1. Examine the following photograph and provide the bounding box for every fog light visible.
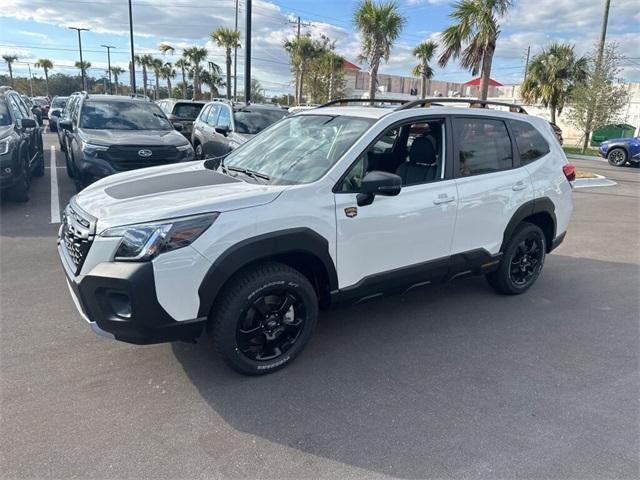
[3,167,11,174]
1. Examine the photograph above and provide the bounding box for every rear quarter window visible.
[510,120,550,165]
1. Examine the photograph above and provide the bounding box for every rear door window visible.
[510,120,550,165]
[206,104,221,126]
[173,103,204,119]
[454,117,513,177]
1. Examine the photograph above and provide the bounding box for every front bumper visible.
[58,242,207,344]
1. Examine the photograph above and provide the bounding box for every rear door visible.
[201,104,221,157]
[450,115,533,256]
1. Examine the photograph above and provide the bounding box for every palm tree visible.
[200,66,224,99]
[438,0,511,101]
[283,36,321,105]
[182,47,208,100]
[353,0,406,101]
[323,51,345,101]
[150,58,163,99]
[158,43,176,55]
[521,43,588,124]
[3,55,18,86]
[134,54,153,97]
[411,40,438,98]
[34,59,54,97]
[175,58,190,98]
[211,27,241,100]
[110,66,125,94]
[160,63,176,98]
[75,61,91,76]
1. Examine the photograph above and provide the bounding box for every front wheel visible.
[194,143,204,160]
[607,148,627,167]
[486,222,546,295]
[209,262,318,375]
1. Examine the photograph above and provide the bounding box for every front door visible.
[333,117,458,289]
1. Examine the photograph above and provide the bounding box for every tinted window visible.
[234,109,287,134]
[455,118,513,176]
[0,101,11,125]
[7,95,24,120]
[51,97,67,108]
[510,120,550,164]
[173,103,204,119]
[217,106,231,128]
[79,101,173,130]
[198,104,211,122]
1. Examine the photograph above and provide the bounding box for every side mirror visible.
[19,118,37,129]
[215,125,230,136]
[356,170,402,207]
[59,120,73,131]
[173,122,184,132]
[31,106,40,114]
[50,110,61,117]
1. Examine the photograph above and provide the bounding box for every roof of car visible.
[296,106,392,119]
[83,95,153,103]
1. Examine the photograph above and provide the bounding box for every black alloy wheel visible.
[237,290,306,362]
[509,234,544,287]
[607,148,627,167]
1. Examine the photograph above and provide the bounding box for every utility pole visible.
[523,46,531,80]
[101,45,115,94]
[128,0,136,94]
[27,64,34,96]
[288,16,312,104]
[244,0,251,104]
[233,0,239,100]
[288,16,311,40]
[69,27,89,91]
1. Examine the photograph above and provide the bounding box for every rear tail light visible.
[563,164,576,182]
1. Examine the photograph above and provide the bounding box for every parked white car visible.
[58,98,574,375]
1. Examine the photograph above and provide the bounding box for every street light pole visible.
[244,0,251,104]
[69,27,89,91]
[101,45,115,94]
[233,0,239,101]
[128,0,136,94]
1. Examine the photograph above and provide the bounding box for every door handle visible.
[512,181,527,191]
[433,195,455,205]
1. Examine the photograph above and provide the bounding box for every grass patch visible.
[563,145,600,156]
[575,170,599,179]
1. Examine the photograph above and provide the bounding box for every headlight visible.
[176,143,193,152]
[101,212,219,261]
[81,141,109,157]
[0,136,13,155]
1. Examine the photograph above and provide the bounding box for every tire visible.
[194,142,204,160]
[6,153,31,202]
[65,149,76,178]
[33,143,45,177]
[607,148,628,167]
[209,261,319,375]
[486,222,546,295]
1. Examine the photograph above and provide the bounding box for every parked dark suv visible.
[48,95,68,132]
[59,94,194,190]
[0,88,44,202]
[157,99,206,141]
[191,100,287,159]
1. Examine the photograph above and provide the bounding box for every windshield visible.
[51,97,67,108]
[223,114,375,185]
[234,108,288,134]
[0,102,11,126]
[33,98,49,107]
[173,103,204,119]
[80,101,173,130]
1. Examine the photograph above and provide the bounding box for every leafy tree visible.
[567,43,630,153]
[438,0,510,100]
[521,43,587,124]
[411,40,438,98]
[134,54,154,97]
[110,66,125,94]
[158,43,176,55]
[175,58,190,99]
[2,55,17,86]
[251,78,266,103]
[199,62,223,99]
[353,0,406,101]
[304,38,346,104]
[182,47,208,99]
[211,27,241,100]
[34,59,53,97]
[283,35,322,104]
[74,60,92,86]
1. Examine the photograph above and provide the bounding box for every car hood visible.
[80,129,188,147]
[74,160,287,232]
[231,132,253,143]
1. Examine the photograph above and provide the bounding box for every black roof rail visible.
[319,98,409,108]
[397,98,528,114]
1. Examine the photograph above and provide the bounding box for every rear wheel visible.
[33,142,45,177]
[209,262,318,375]
[194,142,204,160]
[6,153,31,202]
[486,222,546,295]
[607,148,627,167]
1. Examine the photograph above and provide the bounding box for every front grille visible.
[60,204,94,275]
[98,145,181,171]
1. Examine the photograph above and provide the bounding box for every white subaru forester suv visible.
[58,98,574,375]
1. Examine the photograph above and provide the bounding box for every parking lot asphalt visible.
[1,132,638,480]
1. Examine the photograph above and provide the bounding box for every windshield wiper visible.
[227,165,270,183]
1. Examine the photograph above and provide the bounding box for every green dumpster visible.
[591,123,637,146]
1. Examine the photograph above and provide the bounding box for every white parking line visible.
[50,145,61,224]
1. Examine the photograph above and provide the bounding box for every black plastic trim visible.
[550,231,566,251]
[500,197,557,253]
[197,227,338,317]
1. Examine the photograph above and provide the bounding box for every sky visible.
[0,0,639,96]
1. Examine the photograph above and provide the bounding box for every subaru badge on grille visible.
[138,149,153,157]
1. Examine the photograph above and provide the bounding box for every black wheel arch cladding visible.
[197,227,338,318]
[501,197,557,253]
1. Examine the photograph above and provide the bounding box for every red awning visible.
[464,77,503,87]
